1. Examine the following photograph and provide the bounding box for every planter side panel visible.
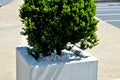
[31,61,98,80]
[58,61,98,80]
[54,62,89,80]
[16,47,98,80]
[16,47,35,80]
[89,61,98,80]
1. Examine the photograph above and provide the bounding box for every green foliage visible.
[19,0,99,60]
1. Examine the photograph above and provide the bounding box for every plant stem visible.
[56,47,61,55]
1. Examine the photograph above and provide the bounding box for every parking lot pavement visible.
[0,0,13,6]
[87,2,120,80]
[96,2,120,28]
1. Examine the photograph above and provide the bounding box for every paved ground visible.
[96,2,120,28]
[88,2,120,80]
[0,0,23,80]
[87,19,120,80]
[0,0,13,6]
[0,0,120,80]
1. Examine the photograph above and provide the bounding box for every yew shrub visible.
[19,0,99,60]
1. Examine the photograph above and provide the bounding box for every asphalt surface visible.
[96,2,120,28]
[0,0,13,6]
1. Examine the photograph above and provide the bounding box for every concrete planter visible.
[16,46,98,80]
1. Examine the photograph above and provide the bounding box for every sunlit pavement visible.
[0,0,23,80]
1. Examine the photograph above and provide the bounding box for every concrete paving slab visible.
[0,0,23,80]
[86,19,120,80]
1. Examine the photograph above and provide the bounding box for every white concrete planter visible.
[16,46,98,80]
